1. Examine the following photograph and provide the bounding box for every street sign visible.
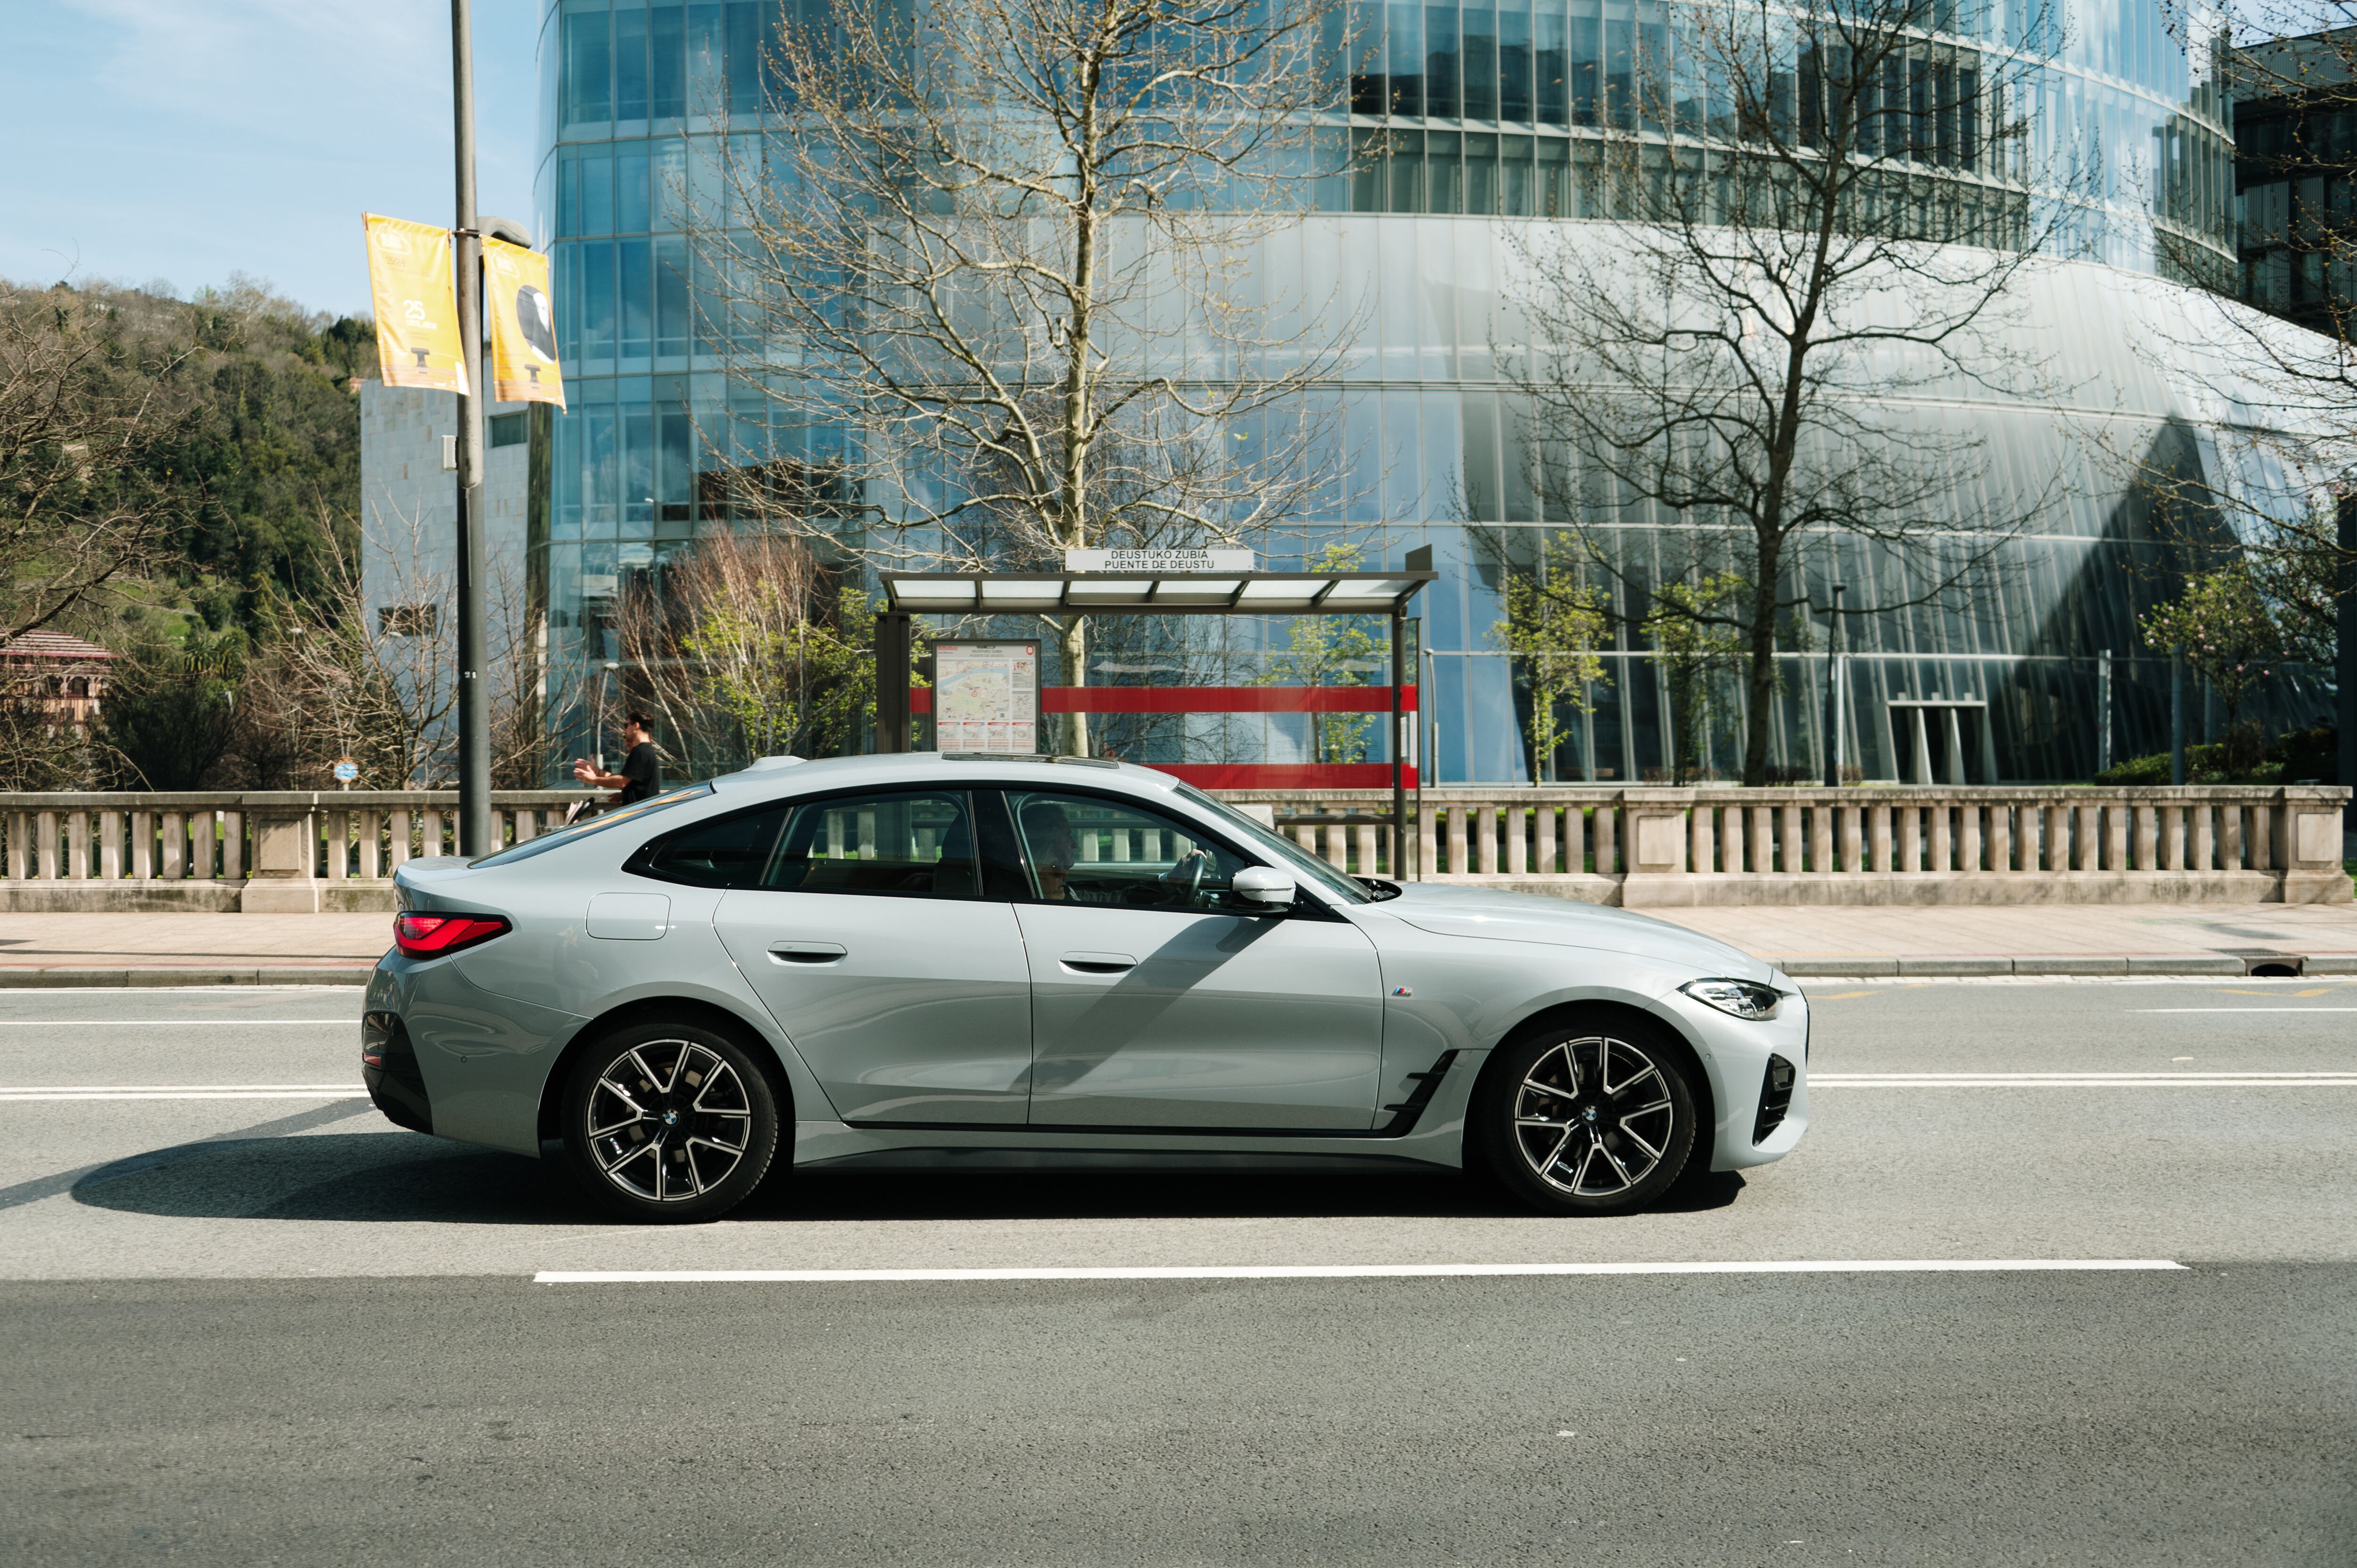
[332,759,359,785]
[1063,548,1253,574]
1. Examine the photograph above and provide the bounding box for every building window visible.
[490,412,528,448]
[379,605,440,637]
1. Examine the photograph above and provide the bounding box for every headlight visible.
[1680,978,1782,1020]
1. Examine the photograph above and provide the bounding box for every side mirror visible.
[1231,866,1297,909]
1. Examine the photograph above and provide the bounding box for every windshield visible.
[468,783,714,868]
[1174,783,1373,904]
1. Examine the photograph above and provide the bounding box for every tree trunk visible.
[1057,616,1089,757]
[1742,543,1782,787]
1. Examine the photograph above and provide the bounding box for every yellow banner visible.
[483,238,566,407]
[363,214,469,395]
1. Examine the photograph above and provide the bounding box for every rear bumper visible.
[365,956,587,1156]
[360,1010,432,1134]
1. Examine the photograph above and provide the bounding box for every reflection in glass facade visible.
[533,0,2308,783]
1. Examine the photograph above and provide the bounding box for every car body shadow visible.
[68,1131,1748,1225]
[70,1132,585,1225]
[746,1166,1747,1222]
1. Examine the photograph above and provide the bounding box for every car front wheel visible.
[561,1022,780,1222]
[1477,1018,1698,1215]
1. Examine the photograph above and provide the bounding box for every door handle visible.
[768,941,847,964]
[1060,951,1137,975]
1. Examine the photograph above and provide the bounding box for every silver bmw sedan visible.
[363,752,1808,1221]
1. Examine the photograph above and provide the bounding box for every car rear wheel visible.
[1477,1019,1698,1215]
[561,1022,779,1222]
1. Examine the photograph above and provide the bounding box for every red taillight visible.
[393,912,510,960]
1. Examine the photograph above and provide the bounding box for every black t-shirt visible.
[616,741,660,805]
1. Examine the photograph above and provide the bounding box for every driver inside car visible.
[1019,798,1216,906]
[1019,801,1096,903]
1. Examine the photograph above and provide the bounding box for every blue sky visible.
[0,1,544,319]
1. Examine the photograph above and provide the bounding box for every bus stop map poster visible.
[932,640,1040,755]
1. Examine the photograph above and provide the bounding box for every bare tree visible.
[1504,0,2073,786]
[694,0,1352,753]
[0,282,196,642]
[610,528,887,773]
[238,514,456,789]
[209,507,551,790]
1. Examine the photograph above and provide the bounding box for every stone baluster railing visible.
[1210,785,2352,906]
[0,791,597,913]
[0,784,2343,911]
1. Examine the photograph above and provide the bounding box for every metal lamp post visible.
[449,0,493,856]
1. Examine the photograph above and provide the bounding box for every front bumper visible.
[1657,982,1811,1173]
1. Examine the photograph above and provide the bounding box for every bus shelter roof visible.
[880,570,1436,616]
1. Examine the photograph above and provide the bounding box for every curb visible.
[0,965,377,987]
[0,956,2349,987]
[1777,955,2357,979]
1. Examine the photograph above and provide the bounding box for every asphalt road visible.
[2,979,2354,1565]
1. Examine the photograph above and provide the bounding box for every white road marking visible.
[534,1260,2188,1284]
[2132,1008,2357,1014]
[1813,1072,2357,1087]
[0,1020,352,1026]
[0,1085,365,1101]
[0,985,359,994]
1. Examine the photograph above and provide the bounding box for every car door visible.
[662,787,1034,1125]
[999,788,1384,1131]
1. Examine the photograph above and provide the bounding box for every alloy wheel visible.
[1511,1034,1678,1198]
[584,1039,755,1202]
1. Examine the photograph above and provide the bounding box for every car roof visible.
[707,751,1191,800]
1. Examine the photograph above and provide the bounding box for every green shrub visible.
[2092,724,2337,787]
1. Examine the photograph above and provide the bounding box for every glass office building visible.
[532,0,2315,783]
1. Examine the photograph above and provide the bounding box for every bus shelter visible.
[873,549,1436,874]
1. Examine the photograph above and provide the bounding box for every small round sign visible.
[332,759,359,784]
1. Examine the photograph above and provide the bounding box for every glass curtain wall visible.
[539,0,2286,783]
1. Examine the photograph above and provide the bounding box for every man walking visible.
[572,712,661,806]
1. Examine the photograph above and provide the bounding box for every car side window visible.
[630,804,789,887]
[763,791,983,898]
[1005,790,1258,913]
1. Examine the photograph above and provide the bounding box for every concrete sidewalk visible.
[0,903,2353,983]
[0,914,390,985]
[1660,902,2357,977]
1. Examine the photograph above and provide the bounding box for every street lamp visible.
[444,13,539,854]
[449,0,492,856]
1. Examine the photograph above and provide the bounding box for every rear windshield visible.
[468,783,714,868]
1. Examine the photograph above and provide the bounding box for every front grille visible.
[1752,1054,1797,1145]
[361,1011,433,1134]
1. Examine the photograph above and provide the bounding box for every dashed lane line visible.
[0,1086,367,1101]
[535,1260,2191,1284]
[1812,1072,2357,1087]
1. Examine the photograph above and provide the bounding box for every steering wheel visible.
[1157,848,1209,905]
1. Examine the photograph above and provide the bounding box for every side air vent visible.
[1752,1054,1797,1145]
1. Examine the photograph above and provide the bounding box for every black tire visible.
[1475,1016,1699,1216]
[560,1021,781,1222]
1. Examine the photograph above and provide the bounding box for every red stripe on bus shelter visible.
[907,685,1418,715]
[1151,764,1419,789]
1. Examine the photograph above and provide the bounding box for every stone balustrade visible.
[0,783,2344,912]
[1213,785,2354,906]
[0,792,596,913]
